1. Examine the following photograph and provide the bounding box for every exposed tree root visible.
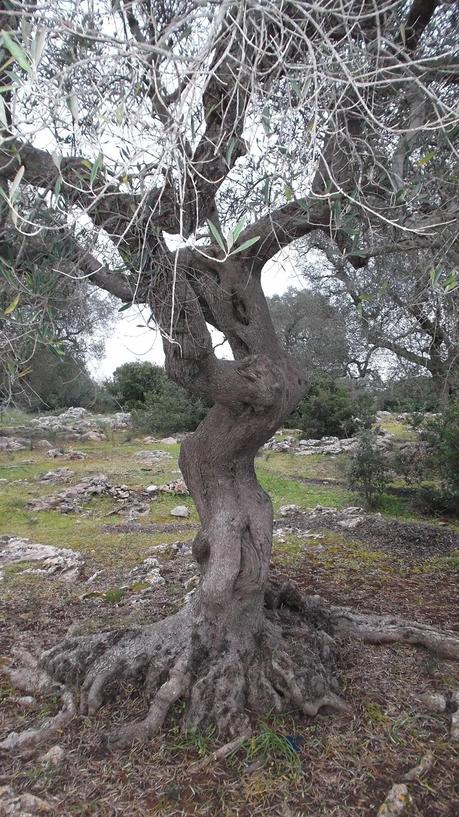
[0,651,75,752]
[2,585,458,754]
[327,605,459,661]
[188,732,251,773]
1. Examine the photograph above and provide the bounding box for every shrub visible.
[18,347,98,411]
[133,380,208,435]
[107,362,167,409]
[379,376,440,413]
[288,380,374,439]
[422,401,459,510]
[347,430,390,508]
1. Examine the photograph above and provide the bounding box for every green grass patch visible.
[257,468,353,512]
[377,420,416,440]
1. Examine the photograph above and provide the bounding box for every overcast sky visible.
[89,250,303,381]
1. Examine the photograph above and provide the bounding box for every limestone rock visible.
[418,692,447,713]
[450,691,459,741]
[0,437,29,451]
[135,450,172,463]
[338,516,364,530]
[46,448,66,459]
[0,786,52,815]
[170,505,189,518]
[128,557,165,588]
[377,784,410,817]
[279,504,301,516]
[38,468,73,483]
[154,479,189,496]
[40,745,65,766]
[161,436,177,445]
[402,751,433,782]
[10,696,35,709]
[80,430,104,442]
[263,431,392,456]
[0,536,84,581]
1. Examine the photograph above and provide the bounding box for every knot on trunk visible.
[211,354,284,413]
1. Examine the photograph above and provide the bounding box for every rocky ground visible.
[0,411,458,816]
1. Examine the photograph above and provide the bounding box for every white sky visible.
[89,250,301,381]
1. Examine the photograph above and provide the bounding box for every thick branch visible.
[0,139,179,238]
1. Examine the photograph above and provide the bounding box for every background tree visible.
[268,288,351,378]
[1,0,458,748]
[108,362,168,410]
[108,360,207,431]
[297,234,459,402]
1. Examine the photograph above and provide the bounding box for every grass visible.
[0,407,32,427]
[377,419,417,440]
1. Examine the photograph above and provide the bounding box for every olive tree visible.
[1,0,458,750]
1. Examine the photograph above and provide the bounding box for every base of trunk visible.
[2,583,458,753]
[33,589,346,749]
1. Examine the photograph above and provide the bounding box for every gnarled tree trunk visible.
[33,265,350,746]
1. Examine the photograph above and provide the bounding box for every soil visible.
[276,511,459,558]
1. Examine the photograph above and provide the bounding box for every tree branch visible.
[0,139,180,239]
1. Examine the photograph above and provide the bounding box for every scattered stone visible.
[86,570,104,583]
[0,786,52,815]
[135,450,172,463]
[263,435,297,453]
[161,436,177,445]
[0,536,84,582]
[28,473,110,512]
[46,448,66,459]
[170,505,189,518]
[264,432,392,456]
[10,696,35,709]
[61,407,88,419]
[28,473,149,515]
[184,574,199,590]
[418,692,447,713]
[146,479,189,496]
[122,503,150,520]
[402,751,433,782]
[38,467,73,483]
[80,430,105,442]
[0,437,29,451]
[149,541,192,558]
[338,516,364,530]
[376,783,410,817]
[40,745,65,766]
[29,407,132,438]
[279,504,302,516]
[34,439,53,450]
[128,557,165,588]
[450,691,459,741]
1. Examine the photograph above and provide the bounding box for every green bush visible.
[422,401,459,510]
[18,347,98,411]
[347,430,390,508]
[107,362,167,409]
[288,380,374,439]
[133,380,208,435]
[379,376,440,413]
